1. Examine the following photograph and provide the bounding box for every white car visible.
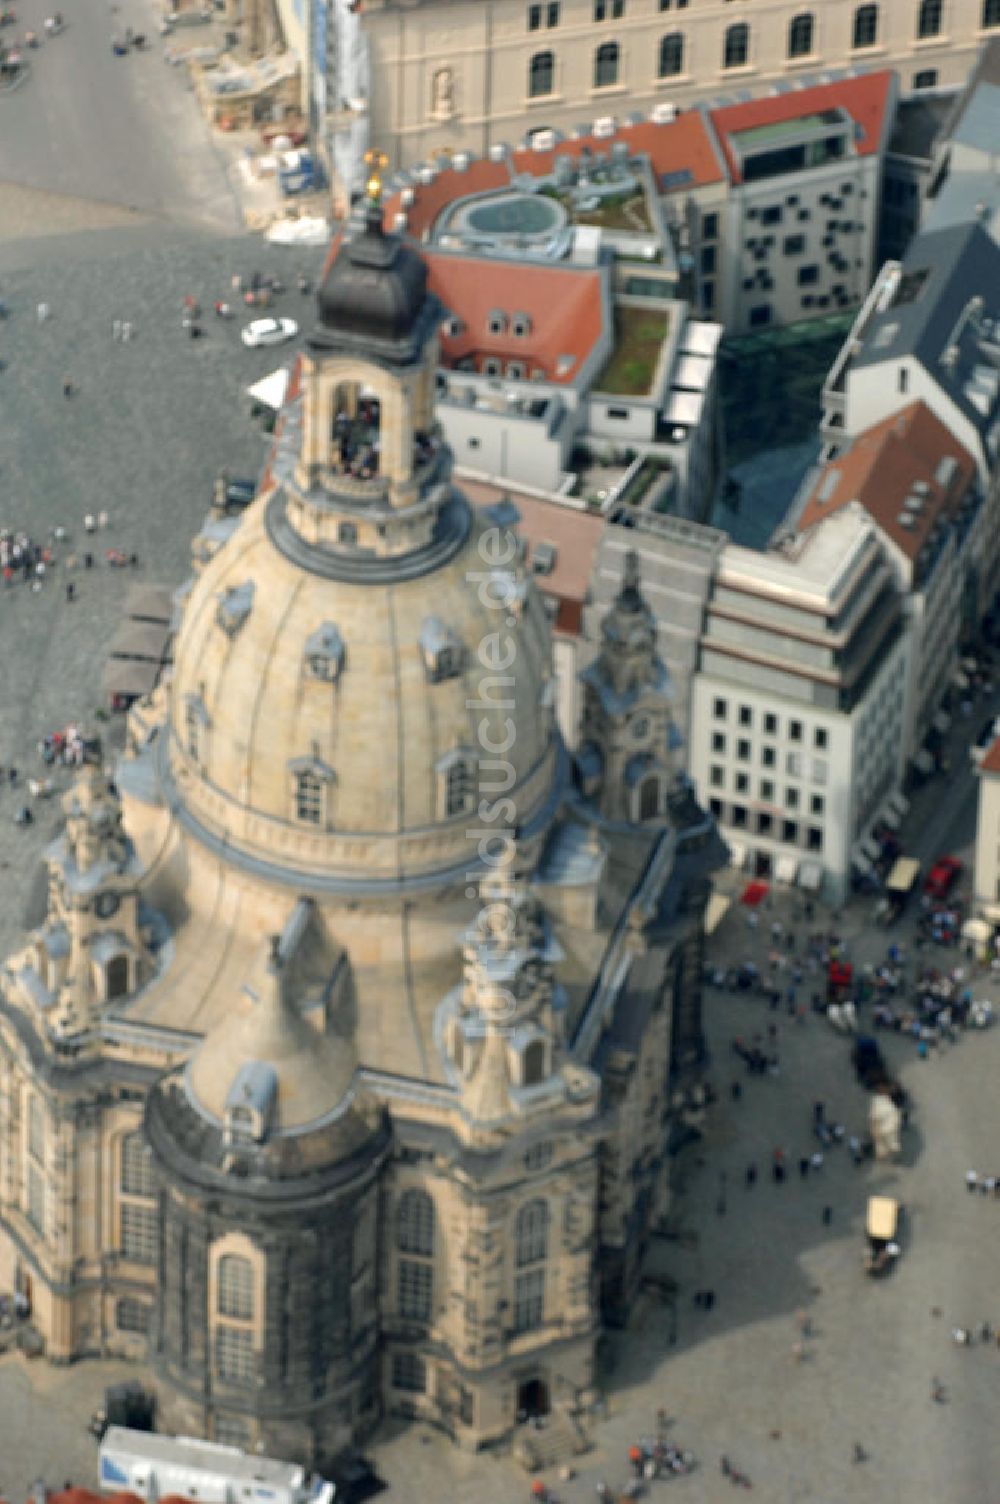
[241,316,298,349]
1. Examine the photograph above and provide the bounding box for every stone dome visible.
[166,491,561,888]
[315,211,430,355]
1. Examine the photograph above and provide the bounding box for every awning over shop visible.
[108,620,171,663]
[932,710,952,735]
[247,366,291,412]
[774,854,799,884]
[705,892,731,935]
[123,582,174,624]
[798,862,824,892]
[741,879,769,906]
[962,918,992,945]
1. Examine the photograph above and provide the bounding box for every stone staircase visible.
[513,1405,592,1471]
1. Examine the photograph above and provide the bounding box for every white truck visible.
[98,1427,336,1504]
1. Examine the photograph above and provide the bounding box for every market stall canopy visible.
[108,619,171,664]
[246,366,290,412]
[961,917,992,945]
[886,856,920,894]
[866,1194,899,1242]
[102,659,160,700]
[705,892,731,935]
[122,582,174,625]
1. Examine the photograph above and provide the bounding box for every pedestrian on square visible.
[810,1151,824,1172]
[813,1100,825,1125]
[62,378,74,398]
[37,302,49,322]
[745,1162,757,1188]
[853,1443,868,1464]
[731,1079,742,1102]
[822,1205,833,1226]
[122,321,133,342]
[112,319,122,341]
[799,1156,810,1179]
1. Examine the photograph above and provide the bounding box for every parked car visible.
[241,316,298,349]
[923,855,962,902]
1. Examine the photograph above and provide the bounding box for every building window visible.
[216,1325,255,1385]
[528,3,542,28]
[514,1267,545,1334]
[783,234,806,255]
[789,720,803,742]
[735,771,749,794]
[443,754,475,817]
[709,765,724,788]
[713,697,728,720]
[797,264,819,286]
[116,1298,150,1334]
[398,1190,435,1255]
[787,751,803,777]
[120,1132,154,1198]
[762,746,776,768]
[709,797,723,819]
[393,1353,427,1393]
[736,739,751,761]
[594,0,624,17]
[528,49,554,96]
[702,280,716,311]
[787,12,814,56]
[723,21,749,68]
[658,31,684,76]
[917,0,942,37]
[217,1254,254,1321]
[702,212,719,241]
[25,1095,45,1236]
[120,1202,157,1265]
[782,819,798,843]
[853,3,879,46]
[731,804,748,829]
[738,705,753,727]
[398,1259,433,1322]
[913,67,938,87]
[807,826,824,852]
[760,779,775,801]
[294,769,324,826]
[516,1200,549,1267]
[185,701,203,761]
[810,794,825,816]
[985,0,1000,26]
[594,40,620,87]
[814,727,828,750]
[786,787,800,809]
[764,712,778,735]
[711,732,726,753]
[749,304,771,327]
[547,0,560,22]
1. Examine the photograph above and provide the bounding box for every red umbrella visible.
[741,879,769,906]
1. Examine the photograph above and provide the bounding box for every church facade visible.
[0,191,721,1463]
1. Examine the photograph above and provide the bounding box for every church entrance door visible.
[517,1376,550,1419]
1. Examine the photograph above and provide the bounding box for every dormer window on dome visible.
[224,1061,278,1145]
[420,616,465,683]
[217,581,255,637]
[304,623,346,683]
[289,754,335,827]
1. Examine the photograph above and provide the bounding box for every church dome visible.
[317,215,428,348]
[165,493,561,888]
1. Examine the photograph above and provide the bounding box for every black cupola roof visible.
[313,202,434,361]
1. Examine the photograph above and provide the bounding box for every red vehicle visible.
[923,856,962,902]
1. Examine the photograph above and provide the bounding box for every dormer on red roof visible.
[424,249,609,385]
[796,400,976,568]
[708,71,895,185]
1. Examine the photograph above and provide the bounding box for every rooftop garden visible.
[595,306,670,397]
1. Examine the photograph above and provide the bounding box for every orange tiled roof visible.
[980,735,1000,775]
[796,401,976,563]
[424,249,607,384]
[708,71,895,185]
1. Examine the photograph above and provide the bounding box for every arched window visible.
[658,31,684,77]
[25,1095,45,1234]
[119,1129,157,1265]
[514,1200,548,1333]
[523,1039,547,1086]
[640,774,663,822]
[398,1189,435,1255]
[516,1200,549,1267]
[917,0,942,37]
[984,0,1000,26]
[442,753,475,818]
[397,1190,434,1322]
[787,12,814,57]
[121,1132,154,1197]
[106,953,129,1000]
[852,3,879,46]
[594,40,619,88]
[723,21,749,68]
[528,49,554,97]
[217,1254,254,1320]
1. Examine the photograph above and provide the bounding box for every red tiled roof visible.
[709,71,895,185]
[383,110,724,241]
[980,735,1000,775]
[796,400,976,563]
[424,249,607,384]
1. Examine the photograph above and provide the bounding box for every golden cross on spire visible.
[364,148,389,205]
